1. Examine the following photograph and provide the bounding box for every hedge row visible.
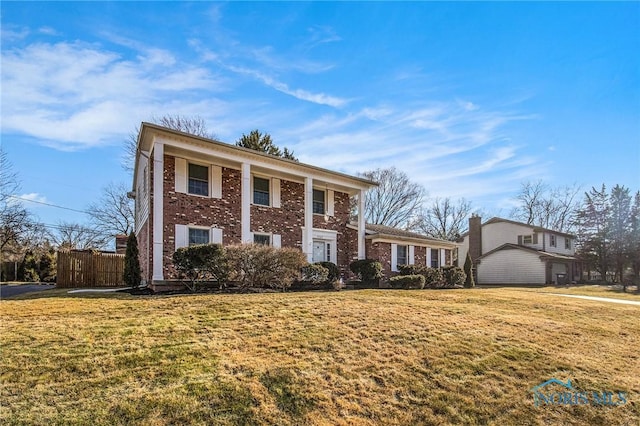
[396,264,466,288]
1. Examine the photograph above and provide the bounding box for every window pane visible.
[397,245,407,266]
[254,177,270,192]
[254,234,270,246]
[188,164,209,196]
[189,228,209,246]
[431,249,439,268]
[253,177,270,205]
[189,164,208,180]
[313,189,325,214]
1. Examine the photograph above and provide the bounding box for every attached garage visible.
[476,243,576,285]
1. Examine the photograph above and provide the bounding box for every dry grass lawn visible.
[1,288,638,425]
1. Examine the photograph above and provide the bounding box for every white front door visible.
[312,240,328,263]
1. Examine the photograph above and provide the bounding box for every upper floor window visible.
[313,189,325,214]
[188,164,209,196]
[253,177,270,206]
[254,233,271,246]
[189,228,209,246]
[522,235,533,244]
[397,245,408,267]
[550,235,557,247]
[565,238,571,250]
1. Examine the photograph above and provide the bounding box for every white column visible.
[304,177,314,262]
[358,189,366,259]
[241,163,251,243]
[152,142,164,281]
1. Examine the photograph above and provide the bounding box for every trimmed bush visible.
[423,267,445,288]
[317,261,340,282]
[390,274,425,289]
[397,264,427,276]
[442,266,466,288]
[349,259,383,282]
[226,244,307,291]
[301,264,329,284]
[173,244,228,292]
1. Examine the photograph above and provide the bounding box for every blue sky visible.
[2,2,639,230]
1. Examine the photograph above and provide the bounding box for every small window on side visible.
[253,177,270,206]
[254,234,271,246]
[188,228,209,246]
[188,164,209,196]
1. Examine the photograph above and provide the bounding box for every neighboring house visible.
[457,216,579,285]
[132,122,378,290]
[353,224,457,280]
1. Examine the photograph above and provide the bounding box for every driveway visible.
[0,284,56,299]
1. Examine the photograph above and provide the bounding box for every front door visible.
[312,240,327,263]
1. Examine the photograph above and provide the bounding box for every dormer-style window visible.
[565,238,571,250]
[522,235,532,244]
[188,164,209,196]
[550,235,556,247]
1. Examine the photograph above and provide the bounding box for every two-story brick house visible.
[457,216,578,285]
[132,123,381,289]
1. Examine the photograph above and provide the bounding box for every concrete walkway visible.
[549,293,640,306]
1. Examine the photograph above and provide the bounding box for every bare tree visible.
[409,197,475,241]
[87,182,135,242]
[48,222,109,250]
[510,180,581,232]
[0,150,37,261]
[122,114,216,173]
[356,167,426,228]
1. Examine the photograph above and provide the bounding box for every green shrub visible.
[123,232,142,288]
[301,264,329,284]
[317,261,340,282]
[173,244,228,292]
[226,244,307,291]
[38,249,57,283]
[397,264,427,276]
[423,267,445,288]
[23,268,40,283]
[442,266,466,288]
[349,259,383,282]
[463,253,475,288]
[390,274,425,289]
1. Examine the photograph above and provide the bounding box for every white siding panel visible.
[477,249,546,284]
[175,158,187,194]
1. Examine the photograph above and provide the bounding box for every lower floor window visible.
[189,228,209,246]
[254,234,271,246]
[431,248,439,268]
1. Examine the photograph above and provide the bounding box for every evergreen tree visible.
[123,232,141,288]
[629,191,640,290]
[575,185,611,281]
[463,252,475,288]
[235,130,298,161]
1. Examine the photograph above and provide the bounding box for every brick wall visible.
[251,180,304,248]
[414,246,426,267]
[162,155,243,278]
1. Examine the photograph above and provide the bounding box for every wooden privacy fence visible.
[57,250,125,288]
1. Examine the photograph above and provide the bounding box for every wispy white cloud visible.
[1,41,223,149]
[304,25,342,50]
[19,193,48,204]
[38,26,59,36]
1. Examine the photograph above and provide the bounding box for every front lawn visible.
[1,289,638,425]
